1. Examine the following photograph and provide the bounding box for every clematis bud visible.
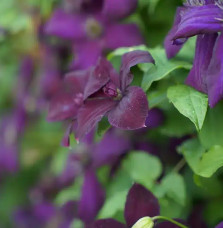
[132,217,154,228]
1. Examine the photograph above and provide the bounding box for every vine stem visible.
[152,216,188,228]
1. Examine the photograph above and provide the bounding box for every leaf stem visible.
[152,216,188,228]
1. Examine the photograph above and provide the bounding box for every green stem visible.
[152,216,188,228]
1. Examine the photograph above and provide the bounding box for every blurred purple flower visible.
[15,201,77,228]
[216,222,223,228]
[93,183,184,228]
[45,0,143,70]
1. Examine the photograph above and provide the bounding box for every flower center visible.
[85,18,103,39]
[103,81,122,100]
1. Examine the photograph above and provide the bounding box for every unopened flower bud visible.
[132,217,154,228]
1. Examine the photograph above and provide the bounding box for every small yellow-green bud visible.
[132,217,154,228]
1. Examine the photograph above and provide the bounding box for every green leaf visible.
[178,139,223,178]
[122,151,162,188]
[199,102,223,148]
[98,190,128,219]
[155,172,186,206]
[167,85,208,130]
[160,107,195,137]
[147,90,167,108]
[141,47,191,91]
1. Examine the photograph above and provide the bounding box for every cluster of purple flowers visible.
[2,0,223,227]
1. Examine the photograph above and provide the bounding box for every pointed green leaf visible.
[178,139,223,178]
[167,85,208,130]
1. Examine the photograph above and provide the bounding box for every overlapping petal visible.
[108,86,148,129]
[83,58,114,99]
[164,7,187,59]
[186,33,218,93]
[102,0,137,20]
[105,24,144,50]
[47,71,88,121]
[78,169,105,223]
[45,9,87,40]
[120,51,154,90]
[206,33,223,107]
[76,99,116,140]
[173,5,223,41]
[71,41,103,70]
[124,183,160,227]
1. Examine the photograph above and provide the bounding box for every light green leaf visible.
[199,102,223,148]
[98,190,128,219]
[142,47,191,91]
[122,151,162,188]
[155,172,186,206]
[160,107,195,137]
[178,139,223,178]
[167,85,208,130]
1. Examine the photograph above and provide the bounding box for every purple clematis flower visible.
[92,183,185,228]
[165,0,223,107]
[45,0,143,70]
[47,50,154,141]
[75,50,154,140]
[164,0,223,58]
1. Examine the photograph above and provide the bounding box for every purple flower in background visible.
[45,0,143,70]
[15,201,77,228]
[216,222,223,228]
[75,50,154,140]
[93,183,184,228]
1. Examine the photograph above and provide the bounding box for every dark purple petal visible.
[102,0,137,19]
[92,219,126,228]
[76,99,116,141]
[155,219,187,228]
[45,9,87,40]
[164,7,187,59]
[105,24,144,50]
[145,108,165,129]
[173,5,223,41]
[92,128,131,167]
[185,33,219,105]
[78,169,105,223]
[124,183,160,227]
[47,71,88,121]
[216,222,223,228]
[206,33,223,107]
[71,41,103,70]
[108,86,148,130]
[83,58,115,99]
[120,51,154,90]
[188,205,208,228]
